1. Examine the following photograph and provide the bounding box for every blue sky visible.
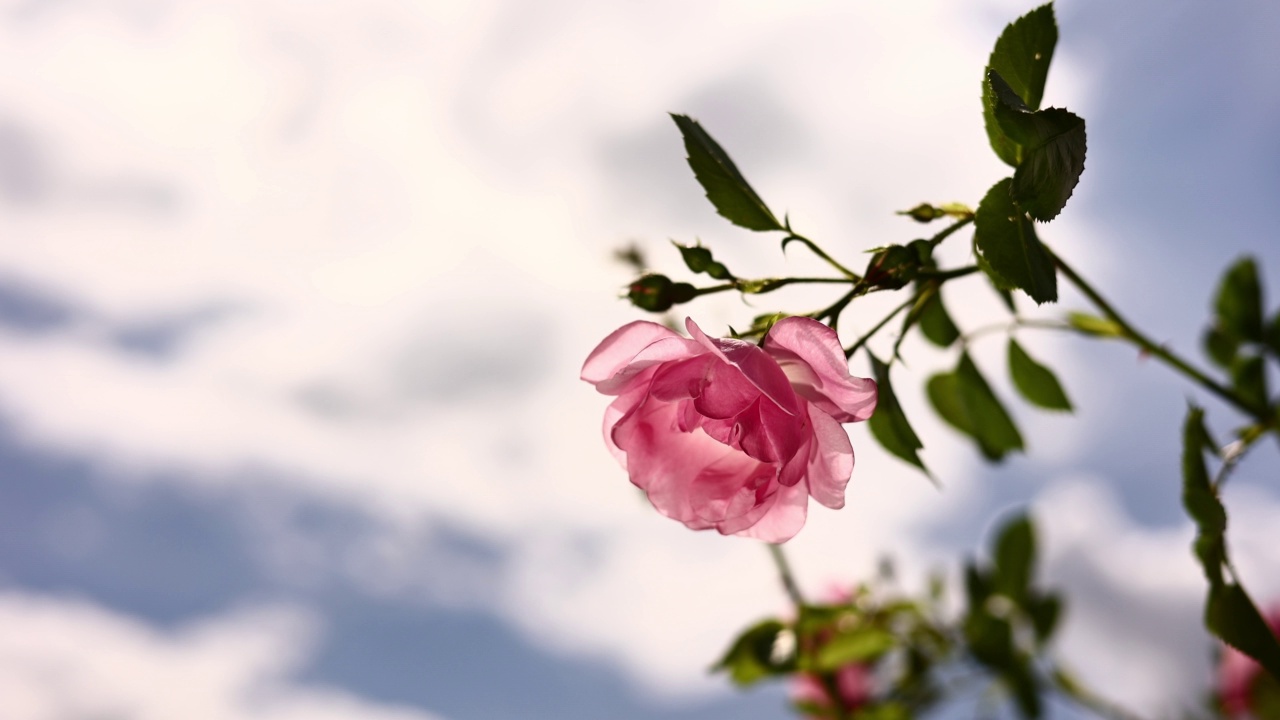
[0,1,1277,718]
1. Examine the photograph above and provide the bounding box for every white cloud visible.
[0,0,1273,713]
[0,591,446,720]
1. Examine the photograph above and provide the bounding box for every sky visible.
[0,0,1278,718]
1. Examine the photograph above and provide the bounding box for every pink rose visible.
[1217,605,1280,717]
[581,317,876,543]
[792,585,875,715]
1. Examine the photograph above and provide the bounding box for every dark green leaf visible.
[1181,406,1227,587]
[927,353,1025,461]
[993,513,1036,602]
[815,628,896,670]
[867,355,929,473]
[965,563,992,611]
[1008,339,1072,410]
[982,3,1058,166]
[1214,257,1264,342]
[670,114,783,232]
[965,611,1015,669]
[1206,583,1280,683]
[919,287,961,347]
[1028,593,1063,643]
[1230,354,1268,408]
[974,178,1057,304]
[1204,325,1241,368]
[1265,310,1280,359]
[712,619,790,686]
[1005,659,1043,720]
[988,70,1086,221]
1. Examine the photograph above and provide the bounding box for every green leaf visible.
[974,178,1058,304]
[1265,310,1280,359]
[993,513,1036,602]
[1230,354,1268,408]
[919,286,961,347]
[982,3,1058,166]
[1214,257,1264,342]
[1005,659,1044,720]
[712,619,790,686]
[1203,325,1241,368]
[815,628,896,670]
[1028,593,1063,643]
[1181,406,1227,587]
[965,610,1015,669]
[988,70,1087,221]
[1008,339,1072,411]
[927,352,1025,461]
[965,562,992,611]
[1206,582,1280,683]
[867,355,929,474]
[670,114,784,232]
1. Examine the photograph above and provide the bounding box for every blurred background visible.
[0,0,1278,718]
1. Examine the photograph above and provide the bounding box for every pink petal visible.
[685,318,800,416]
[763,316,877,423]
[732,478,809,543]
[583,322,703,394]
[805,403,854,509]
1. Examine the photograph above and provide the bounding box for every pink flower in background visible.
[792,584,874,716]
[792,664,874,716]
[1218,605,1280,717]
[581,317,876,543]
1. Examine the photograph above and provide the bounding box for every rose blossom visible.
[1218,604,1280,717]
[580,317,876,543]
[792,585,875,715]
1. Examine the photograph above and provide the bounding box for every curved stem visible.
[959,318,1072,346]
[1046,247,1263,421]
[844,294,917,359]
[924,216,974,248]
[783,233,860,280]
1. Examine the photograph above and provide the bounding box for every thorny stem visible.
[1046,247,1265,422]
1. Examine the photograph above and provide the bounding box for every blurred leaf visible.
[670,114,783,232]
[974,178,1057,304]
[1028,593,1063,643]
[1266,310,1280,359]
[982,3,1057,166]
[1066,311,1123,338]
[965,563,992,611]
[712,619,791,686]
[1214,257,1264,342]
[993,513,1036,602]
[927,353,1025,461]
[1230,354,1268,409]
[815,628,897,670]
[1203,325,1241,369]
[1206,583,1280,683]
[1005,659,1043,720]
[1008,339,1073,410]
[965,611,1015,669]
[919,286,961,347]
[867,355,929,474]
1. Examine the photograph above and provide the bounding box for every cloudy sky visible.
[0,0,1278,718]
